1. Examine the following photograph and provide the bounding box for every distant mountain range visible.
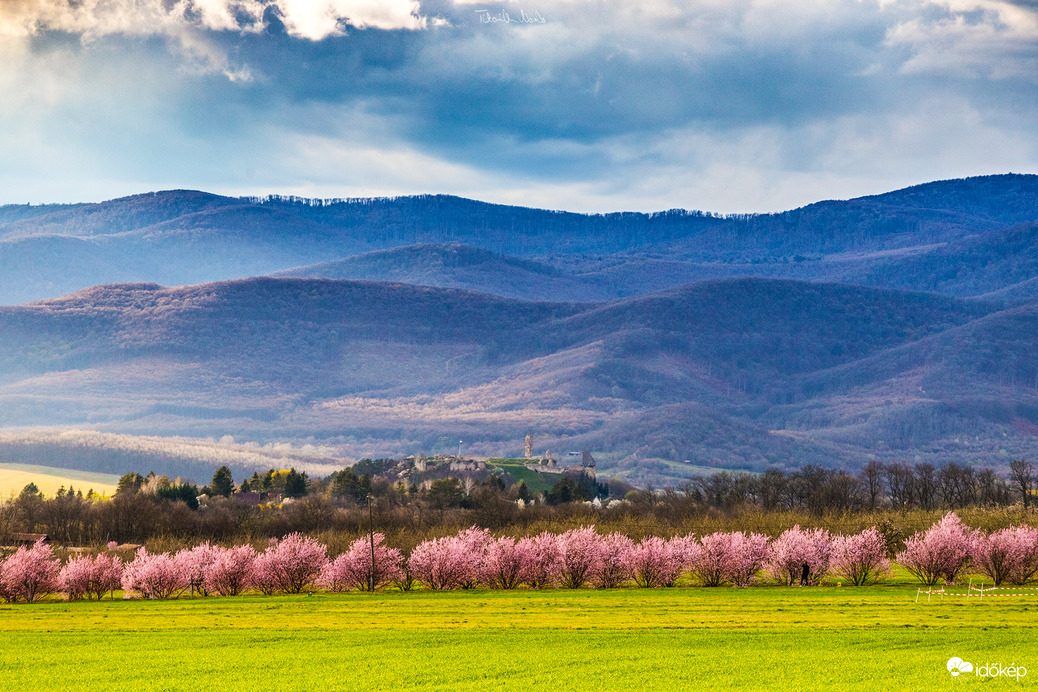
[0,174,1036,485]
[1,173,1036,306]
[0,276,1036,485]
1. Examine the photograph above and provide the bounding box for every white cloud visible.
[885,0,1038,79]
[0,0,427,40]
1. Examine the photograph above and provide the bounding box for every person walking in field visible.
[800,563,810,586]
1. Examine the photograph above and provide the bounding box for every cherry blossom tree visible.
[318,533,403,592]
[664,535,698,586]
[203,545,256,596]
[594,533,634,588]
[830,528,890,586]
[121,548,189,599]
[0,539,60,603]
[769,526,832,586]
[482,536,533,590]
[177,542,221,596]
[690,532,768,587]
[58,556,94,601]
[628,536,685,588]
[519,532,560,589]
[972,526,1038,586]
[409,533,482,591]
[59,553,123,601]
[252,533,328,594]
[554,526,604,589]
[456,527,493,589]
[896,512,974,586]
[726,532,772,586]
[690,533,734,587]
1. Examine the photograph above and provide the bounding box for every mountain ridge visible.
[1,275,1035,484]
[1,173,1035,305]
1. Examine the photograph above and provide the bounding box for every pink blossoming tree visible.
[482,536,533,590]
[897,512,974,586]
[203,545,257,596]
[1,539,61,603]
[177,542,221,596]
[121,548,188,599]
[318,533,403,592]
[972,526,1038,586]
[726,532,772,586]
[409,533,481,591]
[519,532,560,589]
[59,553,123,601]
[769,526,832,586]
[690,532,734,587]
[252,533,328,594]
[595,533,635,588]
[553,526,604,589]
[456,527,493,589]
[627,536,689,588]
[830,528,890,586]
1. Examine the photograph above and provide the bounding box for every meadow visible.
[0,462,119,498]
[1,576,1034,691]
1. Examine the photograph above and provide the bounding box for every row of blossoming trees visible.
[2,513,1037,603]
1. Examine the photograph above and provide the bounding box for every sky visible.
[0,0,1036,213]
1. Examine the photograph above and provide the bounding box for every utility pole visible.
[367,494,376,592]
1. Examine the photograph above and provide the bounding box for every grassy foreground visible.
[1,581,1036,691]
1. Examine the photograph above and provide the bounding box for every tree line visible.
[3,512,1037,604]
[0,459,1033,549]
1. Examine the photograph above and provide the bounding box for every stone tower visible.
[581,450,597,479]
[524,434,533,459]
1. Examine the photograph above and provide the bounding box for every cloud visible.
[0,0,1035,210]
[885,0,1038,79]
[0,0,426,40]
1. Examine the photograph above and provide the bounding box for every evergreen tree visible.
[210,466,235,498]
[284,469,308,498]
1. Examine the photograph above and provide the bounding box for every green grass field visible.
[1,579,1035,691]
[0,462,120,498]
[485,458,555,495]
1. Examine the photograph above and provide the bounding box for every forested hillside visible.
[0,275,1035,485]
[1,174,1035,305]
